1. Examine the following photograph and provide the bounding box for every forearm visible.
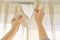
[1,26,19,40]
[36,22,48,39]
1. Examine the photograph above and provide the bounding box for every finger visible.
[12,18,16,22]
[18,15,22,21]
[34,9,39,13]
[11,18,17,25]
[34,8,39,16]
[18,15,22,20]
[38,9,45,15]
[34,8,44,16]
[17,15,22,24]
[34,9,42,14]
[34,10,37,16]
[39,9,43,13]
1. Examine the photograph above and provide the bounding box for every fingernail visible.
[19,15,22,19]
[12,18,16,21]
[34,9,39,13]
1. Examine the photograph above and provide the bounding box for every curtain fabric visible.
[0,0,60,40]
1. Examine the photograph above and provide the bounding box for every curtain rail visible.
[1,1,60,4]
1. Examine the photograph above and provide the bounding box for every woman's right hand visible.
[34,8,45,23]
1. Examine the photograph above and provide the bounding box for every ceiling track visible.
[1,1,60,4]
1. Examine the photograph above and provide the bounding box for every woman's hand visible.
[34,9,49,39]
[11,15,22,29]
[34,9,45,23]
[1,15,22,40]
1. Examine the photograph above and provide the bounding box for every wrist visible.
[36,21,43,25]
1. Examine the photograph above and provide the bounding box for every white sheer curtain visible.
[0,1,60,40]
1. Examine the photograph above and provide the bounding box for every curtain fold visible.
[4,3,10,33]
[49,1,56,40]
[0,2,2,19]
[14,3,30,40]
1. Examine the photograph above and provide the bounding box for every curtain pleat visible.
[49,1,56,40]
[14,3,30,40]
[0,2,2,19]
[4,3,10,32]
